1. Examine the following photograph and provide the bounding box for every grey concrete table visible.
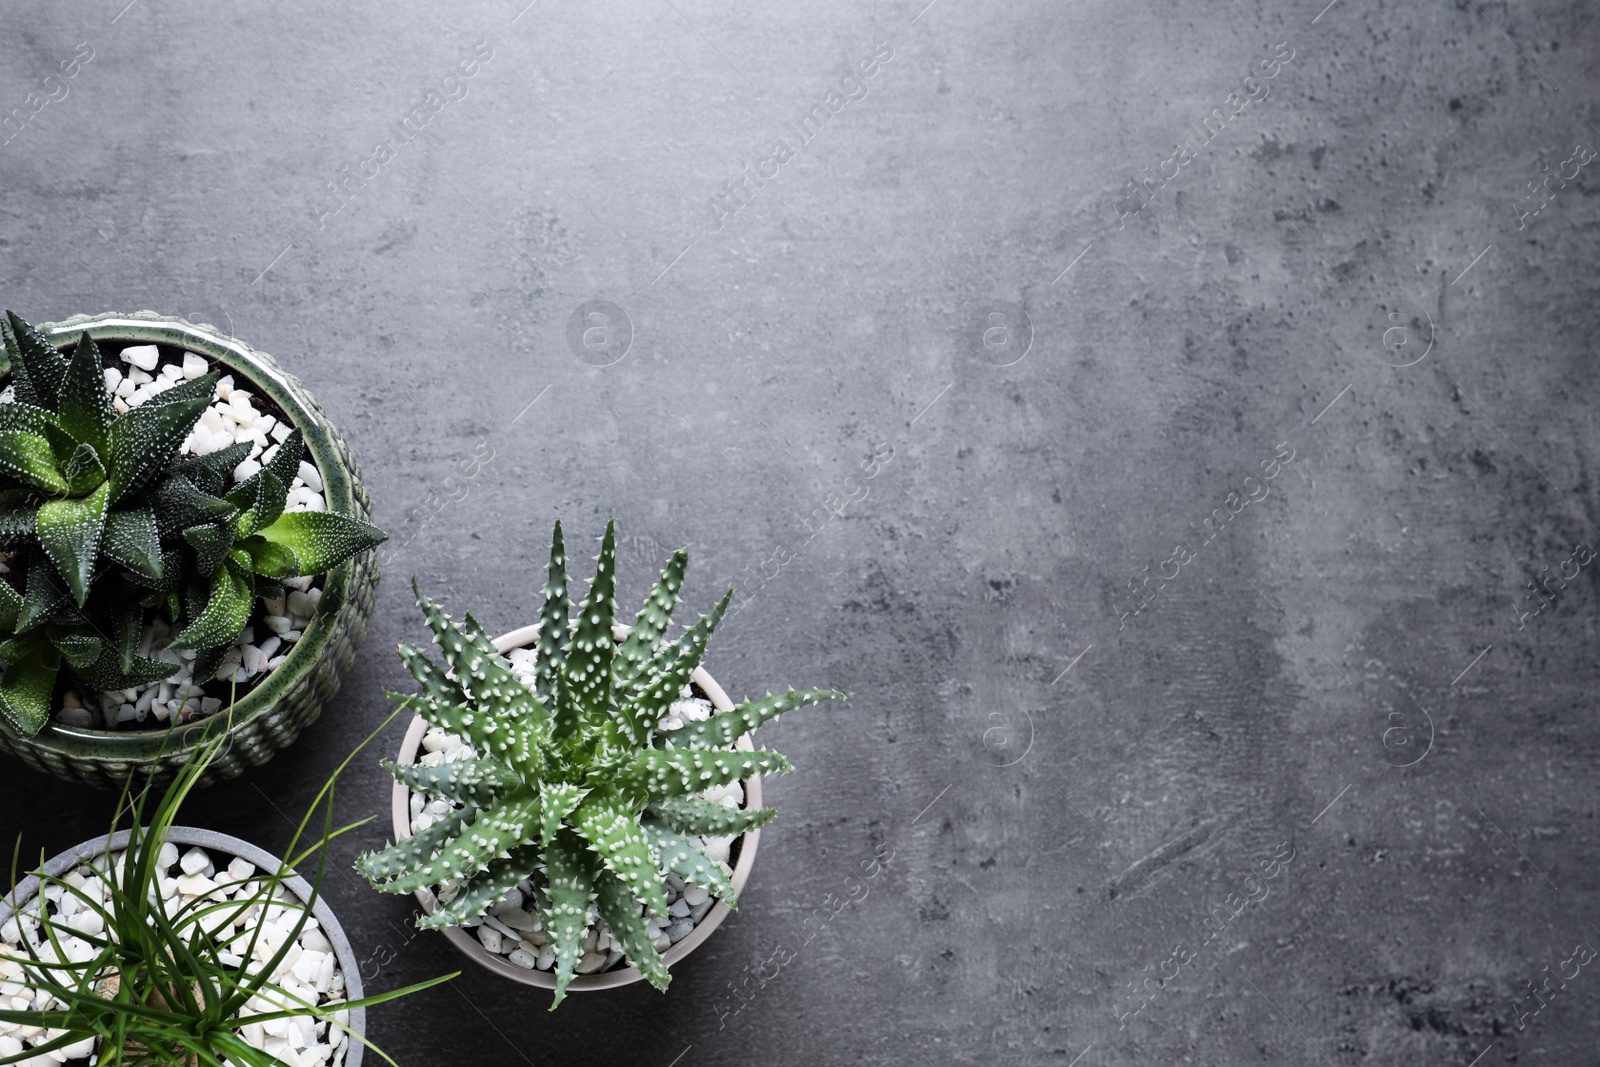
[1,1,1596,1064]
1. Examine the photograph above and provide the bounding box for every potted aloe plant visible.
[358,519,843,1006]
[0,721,454,1066]
[0,311,385,787]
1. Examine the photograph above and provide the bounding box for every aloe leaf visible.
[631,590,731,731]
[418,842,544,931]
[641,818,740,906]
[182,522,234,580]
[570,791,670,920]
[101,505,164,583]
[376,788,542,895]
[567,519,616,739]
[537,518,571,716]
[594,865,671,990]
[253,510,385,574]
[57,333,114,454]
[646,796,777,837]
[537,780,588,846]
[36,481,109,606]
[357,806,480,883]
[169,552,253,650]
[411,580,547,745]
[536,831,595,1009]
[613,547,686,690]
[392,689,541,783]
[396,643,467,707]
[676,688,846,750]
[106,392,210,505]
[621,747,791,801]
[0,431,68,494]
[0,630,60,736]
[3,312,69,411]
[381,757,520,808]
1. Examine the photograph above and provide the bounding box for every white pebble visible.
[179,847,209,876]
[181,352,208,379]
[477,926,504,954]
[507,947,538,969]
[121,345,159,371]
[296,461,322,493]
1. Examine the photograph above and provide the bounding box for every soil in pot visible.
[0,836,356,1066]
[0,337,334,733]
[405,667,747,979]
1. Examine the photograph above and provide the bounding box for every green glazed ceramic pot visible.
[0,312,379,788]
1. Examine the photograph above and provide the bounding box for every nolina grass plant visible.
[0,714,453,1065]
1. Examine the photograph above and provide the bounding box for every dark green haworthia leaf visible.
[57,333,114,454]
[101,505,164,583]
[381,757,521,809]
[0,402,61,438]
[61,442,106,496]
[594,865,671,991]
[538,518,572,718]
[191,439,252,477]
[676,688,847,750]
[254,510,386,575]
[0,630,60,736]
[537,832,595,1009]
[0,488,37,542]
[0,431,68,494]
[570,792,670,920]
[621,747,791,801]
[36,481,110,606]
[190,643,229,686]
[647,796,777,837]
[71,643,178,692]
[239,534,299,579]
[0,577,20,632]
[613,547,686,690]
[641,819,741,908]
[264,427,304,488]
[169,552,253,651]
[154,472,236,538]
[45,621,101,670]
[16,556,67,633]
[141,371,217,409]
[3,312,69,411]
[227,468,287,539]
[358,806,480,884]
[105,391,210,505]
[183,521,235,580]
[567,519,616,738]
[417,842,545,931]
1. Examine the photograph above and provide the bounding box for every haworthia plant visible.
[356,519,844,1007]
[0,311,387,736]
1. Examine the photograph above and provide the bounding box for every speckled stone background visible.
[2,0,1598,1063]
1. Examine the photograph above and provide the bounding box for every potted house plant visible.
[359,519,844,1006]
[0,311,385,787]
[0,722,453,1065]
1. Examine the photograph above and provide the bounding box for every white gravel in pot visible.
[0,343,332,732]
[0,842,351,1067]
[410,650,741,975]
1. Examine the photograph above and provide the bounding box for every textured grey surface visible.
[1,1,1597,1064]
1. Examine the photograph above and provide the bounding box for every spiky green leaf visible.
[69,642,178,693]
[613,547,686,689]
[392,690,540,783]
[4,312,68,411]
[101,505,164,583]
[254,510,386,574]
[357,806,480,883]
[631,590,732,727]
[647,796,777,837]
[396,643,467,707]
[537,781,588,846]
[382,757,521,808]
[0,402,61,438]
[376,789,541,895]
[0,431,68,494]
[0,577,20,632]
[641,819,740,907]
[570,792,670,919]
[0,630,60,736]
[61,442,105,496]
[15,556,67,633]
[154,471,236,538]
[537,518,571,716]
[226,468,287,540]
[418,842,544,931]
[169,552,253,650]
[536,832,594,1009]
[57,333,113,454]
[677,688,846,750]
[567,519,617,737]
[621,747,791,801]
[183,521,234,580]
[594,866,671,990]
[36,481,109,606]
[0,488,36,543]
[106,392,210,505]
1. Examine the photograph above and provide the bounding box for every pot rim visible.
[0,312,364,758]
[388,622,762,993]
[0,824,367,1067]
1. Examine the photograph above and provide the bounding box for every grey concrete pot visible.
[0,826,367,1066]
[388,623,762,994]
